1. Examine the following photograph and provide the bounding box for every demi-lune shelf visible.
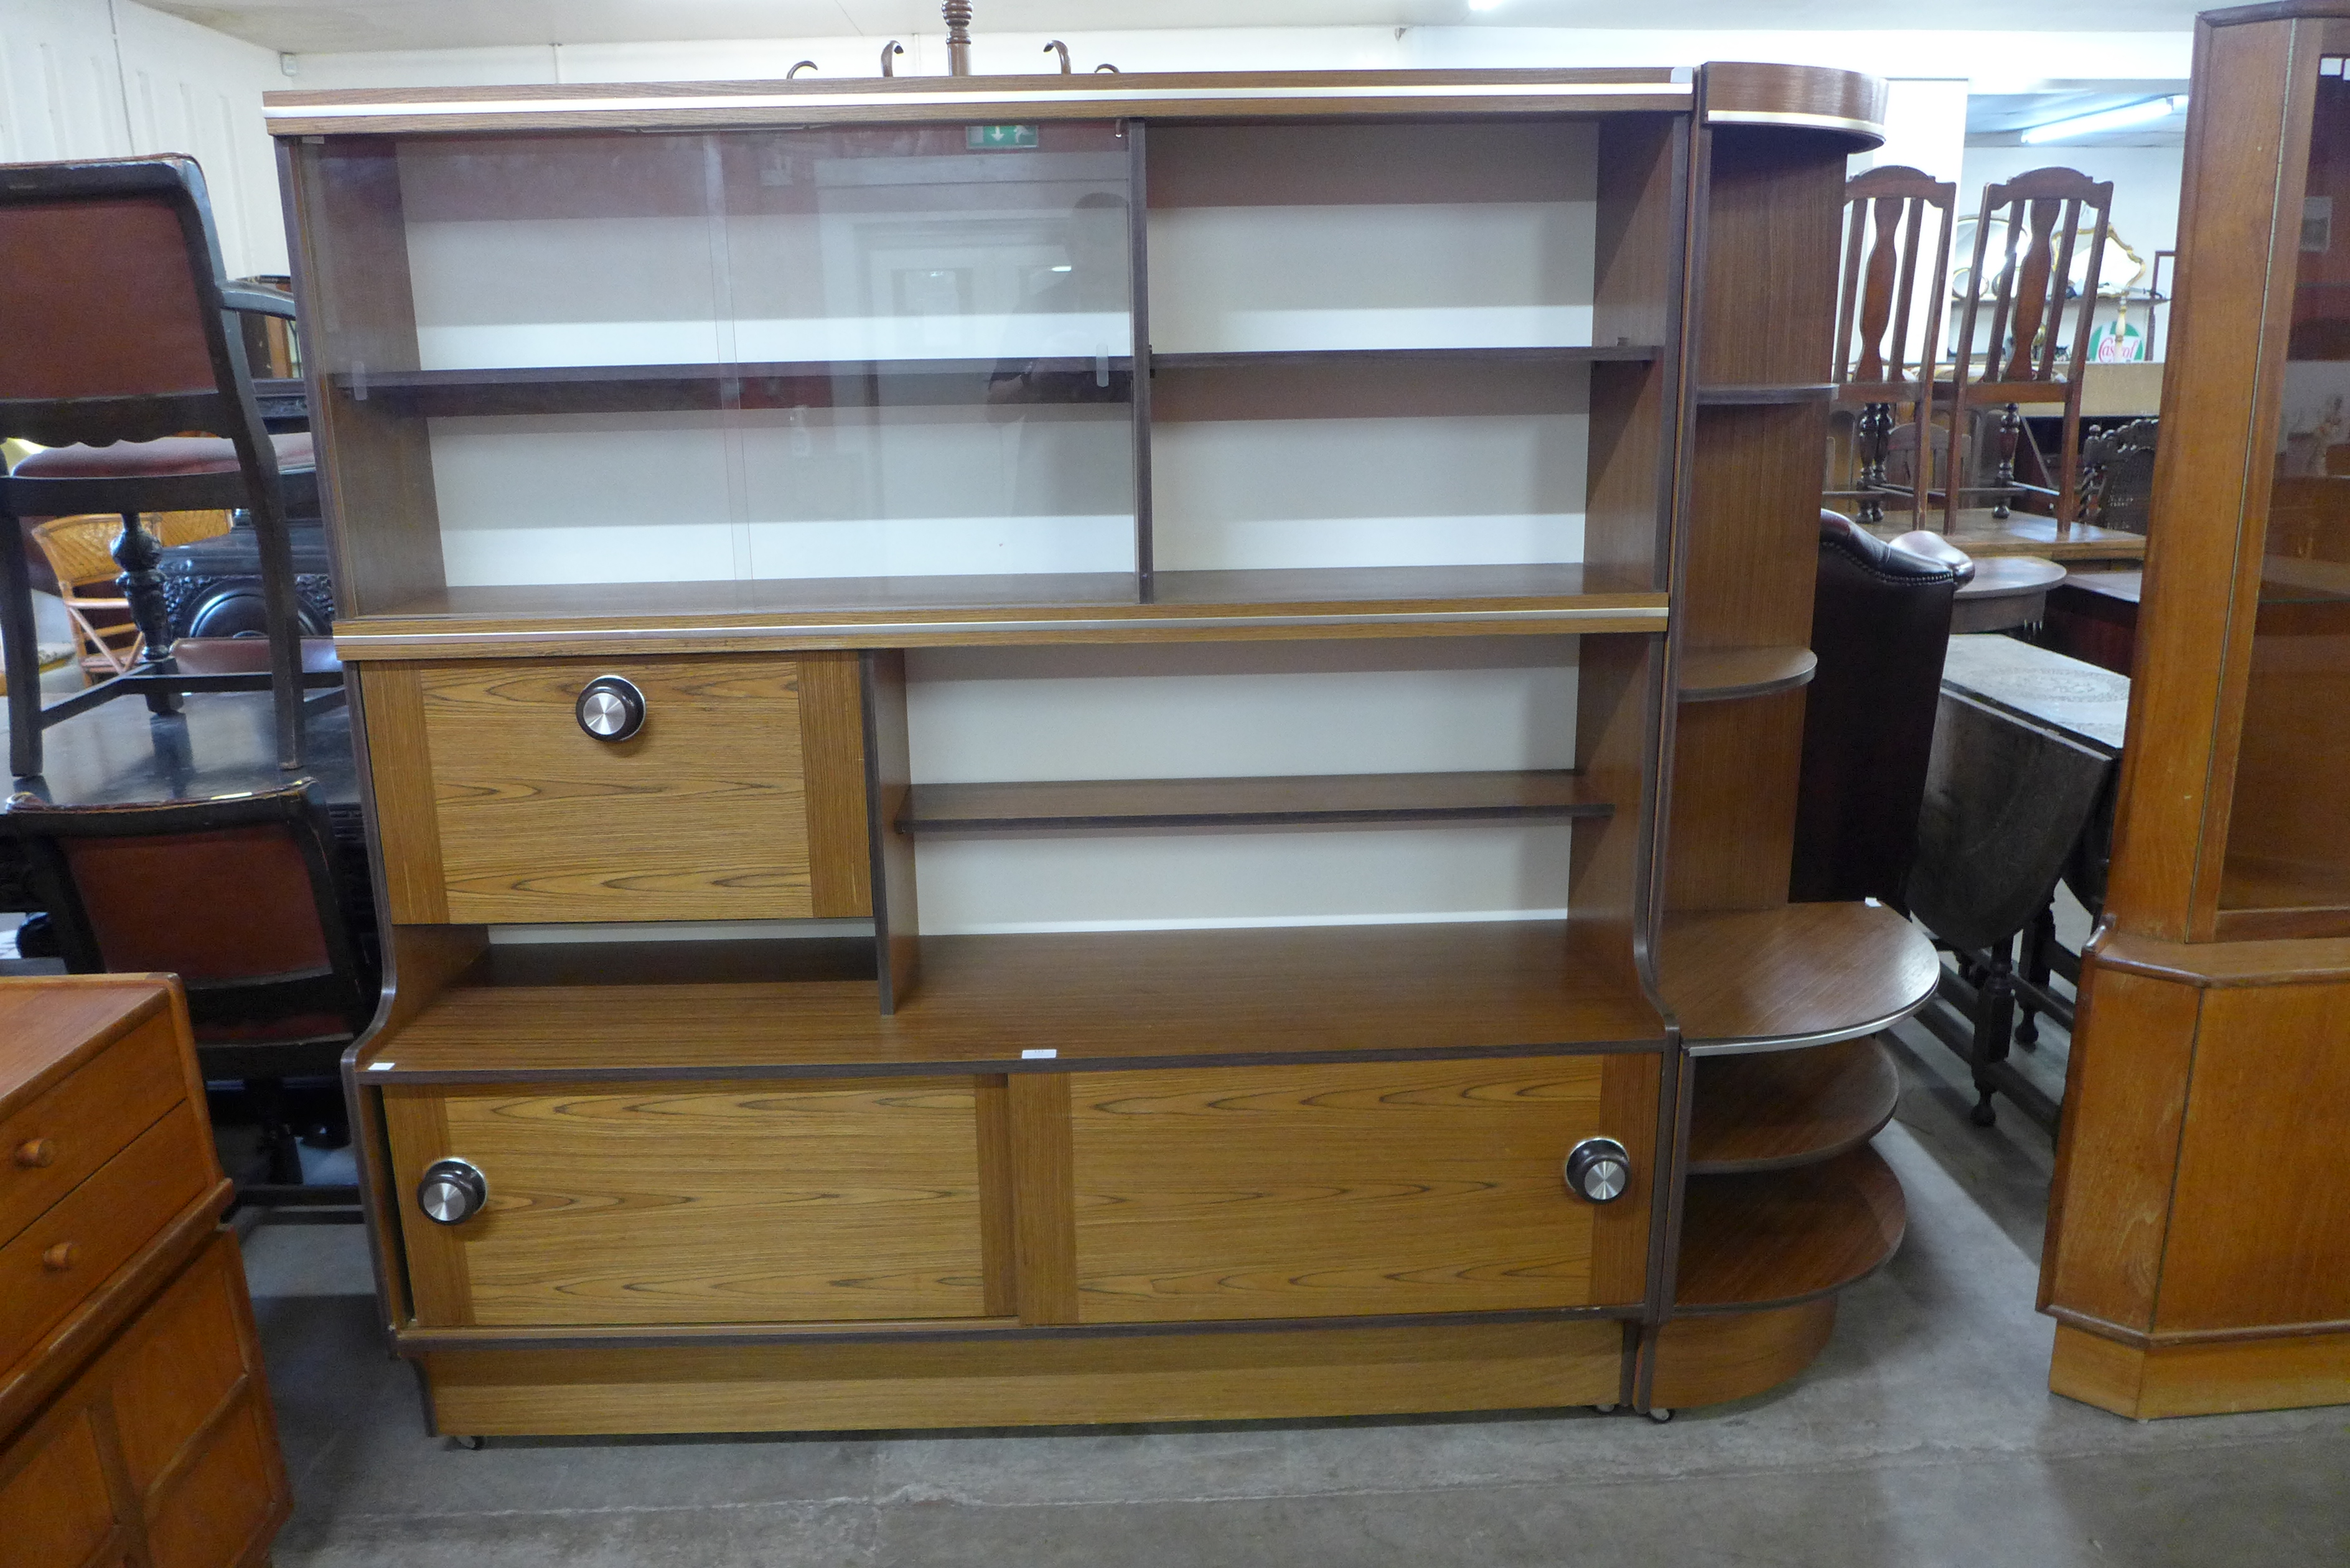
[1674,1145,1906,1312]
[898,770,1608,835]
[1658,902,1939,1053]
[357,921,1665,1082]
[1677,646,1817,702]
[331,564,1670,658]
[1687,1035,1901,1174]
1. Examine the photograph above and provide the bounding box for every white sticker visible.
[1021,1048,1057,1060]
[367,1062,395,1071]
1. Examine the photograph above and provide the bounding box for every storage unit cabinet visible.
[0,979,289,1568]
[275,62,1936,1431]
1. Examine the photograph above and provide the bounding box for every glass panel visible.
[304,123,1137,589]
[2224,57,2350,912]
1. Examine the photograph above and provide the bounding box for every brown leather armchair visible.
[1789,511,1972,908]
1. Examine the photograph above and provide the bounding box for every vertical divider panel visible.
[797,652,874,919]
[863,650,919,1012]
[1008,1072,1079,1325]
[1128,119,1156,598]
[975,1075,1019,1318]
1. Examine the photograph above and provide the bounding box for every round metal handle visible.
[14,1138,55,1169]
[416,1159,488,1226]
[576,675,646,742]
[1565,1137,1632,1204]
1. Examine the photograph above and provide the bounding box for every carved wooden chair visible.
[1940,167,2115,531]
[0,155,319,780]
[0,783,375,1214]
[2077,418,2159,534]
[1828,166,1957,531]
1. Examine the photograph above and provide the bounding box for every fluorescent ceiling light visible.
[1468,0,1509,11]
[2020,95,2187,144]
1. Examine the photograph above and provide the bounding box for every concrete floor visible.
[236,1010,2350,1568]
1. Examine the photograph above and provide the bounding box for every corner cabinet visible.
[272,63,1937,1434]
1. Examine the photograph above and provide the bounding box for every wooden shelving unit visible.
[280,60,1913,1433]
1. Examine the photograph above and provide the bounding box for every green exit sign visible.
[967,124,1039,150]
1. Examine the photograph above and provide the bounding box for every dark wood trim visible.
[863,650,918,1014]
[1697,62,1888,147]
[1693,383,1837,404]
[897,770,1608,834]
[1128,118,1156,595]
[2044,1302,2350,1349]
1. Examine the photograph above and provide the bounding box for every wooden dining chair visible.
[0,154,317,779]
[1828,166,1957,531]
[1942,167,2115,531]
[0,783,377,1213]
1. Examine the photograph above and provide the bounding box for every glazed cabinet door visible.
[1060,1054,1658,1323]
[384,1078,995,1327]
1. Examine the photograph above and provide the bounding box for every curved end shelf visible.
[1677,646,1817,703]
[1660,901,1940,1053]
[1648,1297,1839,1409]
[1675,1144,1906,1314]
[1687,1035,1901,1174]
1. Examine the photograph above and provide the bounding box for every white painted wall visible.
[0,0,289,275]
[1961,141,2184,358]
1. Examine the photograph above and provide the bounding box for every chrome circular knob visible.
[416,1159,488,1226]
[576,675,645,742]
[1565,1137,1632,1203]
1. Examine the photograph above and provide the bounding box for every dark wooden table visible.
[2038,568,2141,676]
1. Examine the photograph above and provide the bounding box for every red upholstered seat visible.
[12,431,312,480]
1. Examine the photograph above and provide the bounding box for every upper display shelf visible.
[262,65,1881,144]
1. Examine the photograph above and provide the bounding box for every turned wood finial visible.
[944,2,974,76]
[880,40,902,76]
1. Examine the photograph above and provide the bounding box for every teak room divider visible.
[270,61,1940,1434]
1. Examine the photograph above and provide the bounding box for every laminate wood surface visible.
[794,651,871,919]
[898,771,1608,834]
[2092,928,2350,986]
[421,1317,1626,1435]
[1664,689,1808,910]
[1006,1074,1077,1326]
[1676,646,1818,702]
[1659,902,1940,1049]
[1701,62,1886,140]
[330,564,1669,661]
[0,981,173,1120]
[1675,1144,1904,1311]
[1152,345,1659,374]
[1687,1035,1899,1173]
[2050,1321,2350,1419]
[356,663,449,924]
[360,922,1665,1080]
[1,1010,182,1247]
[1065,1057,1636,1322]
[1888,513,2147,562]
[418,656,813,923]
[1646,1296,1838,1408]
[383,1079,989,1328]
[865,649,919,1012]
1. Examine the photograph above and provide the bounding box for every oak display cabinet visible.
[273,62,1937,1434]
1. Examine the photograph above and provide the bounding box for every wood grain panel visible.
[2157,978,2350,1332]
[1702,63,1886,140]
[422,1318,1626,1435]
[419,656,812,923]
[1664,688,1807,911]
[1007,1073,1077,1326]
[1677,646,1817,702]
[385,1080,986,1327]
[1067,1058,1613,1322]
[107,1248,248,1495]
[142,1389,276,1568]
[357,663,449,925]
[1,1012,183,1248]
[0,1106,208,1366]
[0,1409,115,1568]
[864,650,919,1012]
[1593,1052,1662,1304]
[2052,1321,2350,1419]
[1680,404,1829,656]
[1570,634,1660,999]
[1660,902,1938,1048]
[2039,963,2200,1332]
[1647,1296,1837,1409]
[0,981,171,1122]
[1687,1035,1900,1173]
[1675,1144,1904,1310]
[378,1090,469,1327]
[1693,128,1847,387]
[795,650,871,919]
[975,1076,1017,1318]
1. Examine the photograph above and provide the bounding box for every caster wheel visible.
[1647,1408,1674,1424]
[1592,1403,1617,1414]
[447,1435,485,1451]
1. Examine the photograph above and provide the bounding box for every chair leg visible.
[1992,404,2021,521]
[1969,935,2018,1127]
[111,512,182,717]
[0,510,44,777]
[1856,401,1893,526]
[2017,901,2056,1049]
[247,1077,307,1187]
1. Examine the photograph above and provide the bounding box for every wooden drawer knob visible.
[41,1241,78,1272]
[12,1138,55,1169]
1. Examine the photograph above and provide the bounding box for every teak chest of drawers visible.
[0,978,289,1568]
[277,61,1940,1434]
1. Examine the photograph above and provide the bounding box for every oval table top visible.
[1952,555,2067,633]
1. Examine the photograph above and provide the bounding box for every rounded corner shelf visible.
[1687,1035,1901,1174]
[1674,1144,1906,1313]
[1660,902,1939,1053]
[1677,646,1817,703]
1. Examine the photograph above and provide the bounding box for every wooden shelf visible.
[1675,1145,1906,1312]
[1687,1035,1901,1174]
[355,921,1664,1081]
[335,564,1670,658]
[1677,646,1816,702]
[1151,345,1661,371]
[897,770,1608,835]
[1658,902,1940,1052]
[335,358,1132,416]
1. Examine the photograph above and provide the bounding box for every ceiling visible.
[1967,83,2192,147]
[155,1,2205,55]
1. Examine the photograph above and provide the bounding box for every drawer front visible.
[1067,1056,1654,1323]
[1,1010,186,1248]
[0,1104,209,1365]
[0,1407,117,1568]
[385,1080,991,1327]
[398,655,828,924]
